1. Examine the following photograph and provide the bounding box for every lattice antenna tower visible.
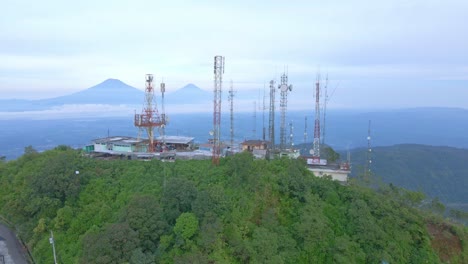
[268,79,276,150]
[252,101,257,138]
[278,71,293,150]
[311,73,321,163]
[262,83,267,141]
[134,74,165,152]
[212,55,225,165]
[365,120,372,179]
[228,80,235,149]
[160,80,167,147]
[322,74,329,145]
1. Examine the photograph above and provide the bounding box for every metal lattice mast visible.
[262,84,267,141]
[322,74,329,145]
[213,55,224,165]
[312,74,321,162]
[365,120,372,179]
[228,80,235,149]
[278,72,293,150]
[134,74,164,152]
[160,81,167,147]
[253,101,257,138]
[268,79,276,150]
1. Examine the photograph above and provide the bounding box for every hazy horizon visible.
[1,0,468,109]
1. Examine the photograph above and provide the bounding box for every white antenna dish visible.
[280,84,288,92]
[309,149,314,155]
[209,130,214,136]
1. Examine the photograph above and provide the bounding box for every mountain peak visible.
[180,83,202,90]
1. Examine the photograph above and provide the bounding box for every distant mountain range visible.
[0,79,210,112]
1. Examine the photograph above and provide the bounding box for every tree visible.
[174,212,199,241]
[81,223,140,264]
[161,178,197,224]
[122,195,168,252]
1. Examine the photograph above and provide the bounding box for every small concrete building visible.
[241,140,269,152]
[92,136,147,153]
[156,136,194,151]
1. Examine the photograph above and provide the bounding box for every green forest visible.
[347,144,468,211]
[0,146,467,263]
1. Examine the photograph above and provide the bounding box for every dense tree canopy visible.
[0,148,467,263]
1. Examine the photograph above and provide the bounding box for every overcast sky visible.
[1,0,467,109]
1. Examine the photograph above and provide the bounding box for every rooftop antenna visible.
[311,72,321,163]
[268,79,276,151]
[212,55,224,165]
[278,71,293,150]
[228,80,235,149]
[134,74,165,152]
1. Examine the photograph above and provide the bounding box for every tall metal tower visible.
[312,74,321,163]
[365,120,372,179]
[160,81,167,146]
[268,79,276,150]
[278,72,293,150]
[212,55,224,165]
[134,74,165,152]
[262,84,267,141]
[321,74,329,145]
[252,101,257,138]
[228,80,235,149]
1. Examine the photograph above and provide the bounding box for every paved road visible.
[0,224,28,264]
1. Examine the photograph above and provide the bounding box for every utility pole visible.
[49,230,57,264]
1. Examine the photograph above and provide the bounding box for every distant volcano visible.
[165,83,210,104]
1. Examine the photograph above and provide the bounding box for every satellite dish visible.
[309,149,314,155]
[288,85,293,91]
[279,84,288,92]
[209,130,214,136]
[160,83,166,93]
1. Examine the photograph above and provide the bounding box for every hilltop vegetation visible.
[0,147,467,263]
[348,144,468,210]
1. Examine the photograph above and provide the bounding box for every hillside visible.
[347,144,468,209]
[1,147,467,263]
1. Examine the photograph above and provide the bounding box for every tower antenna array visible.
[212,55,225,165]
[228,80,235,149]
[312,73,321,163]
[268,80,276,150]
[134,74,165,152]
[278,72,293,150]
